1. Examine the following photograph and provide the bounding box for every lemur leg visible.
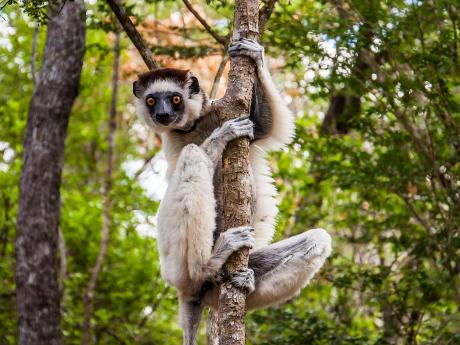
[178,295,204,345]
[239,229,332,310]
[158,119,254,345]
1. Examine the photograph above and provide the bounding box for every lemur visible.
[133,39,332,345]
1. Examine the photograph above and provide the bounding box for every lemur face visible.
[133,68,204,132]
[143,90,185,126]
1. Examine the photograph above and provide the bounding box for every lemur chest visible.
[165,114,257,234]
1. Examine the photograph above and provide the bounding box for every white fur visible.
[134,64,331,345]
[246,229,332,310]
[157,144,215,293]
[250,144,279,248]
[255,66,295,151]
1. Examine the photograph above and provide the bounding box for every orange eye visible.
[146,97,156,106]
[172,95,182,104]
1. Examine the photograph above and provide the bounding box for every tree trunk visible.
[81,31,120,345]
[15,1,86,344]
[208,1,260,344]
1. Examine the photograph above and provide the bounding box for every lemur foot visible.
[222,226,255,251]
[230,268,255,294]
[228,38,264,68]
[302,229,332,259]
[218,117,254,143]
[281,229,332,266]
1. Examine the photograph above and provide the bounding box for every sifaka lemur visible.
[133,39,332,345]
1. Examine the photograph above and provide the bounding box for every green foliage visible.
[249,0,460,343]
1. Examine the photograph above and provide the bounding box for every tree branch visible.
[81,31,120,345]
[258,0,277,34]
[106,0,158,70]
[210,53,229,99]
[182,0,229,46]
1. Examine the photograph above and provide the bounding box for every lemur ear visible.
[189,76,200,95]
[133,80,143,98]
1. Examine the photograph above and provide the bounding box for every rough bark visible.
[106,0,158,70]
[15,1,86,345]
[81,31,120,345]
[208,1,260,344]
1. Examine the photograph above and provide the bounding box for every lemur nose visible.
[155,113,171,125]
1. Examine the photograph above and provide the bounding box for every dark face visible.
[144,91,185,126]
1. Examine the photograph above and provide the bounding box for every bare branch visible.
[182,0,229,46]
[210,54,229,99]
[132,151,158,181]
[106,0,158,70]
[136,286,170,330]
[81,31,120,345]
[258,0,277,34]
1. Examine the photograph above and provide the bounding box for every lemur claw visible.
[230,268,255,294]
[220,117,254,141]
[228,38,264,67]
[223,226,255,250]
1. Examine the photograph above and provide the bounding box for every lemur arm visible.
[229,39,295,151]
[157,118,255,290]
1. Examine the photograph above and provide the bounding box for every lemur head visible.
[133,68,208,132]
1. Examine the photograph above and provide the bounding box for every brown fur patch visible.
[133,68,190,98]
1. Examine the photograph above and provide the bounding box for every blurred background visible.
[1,0,459,344]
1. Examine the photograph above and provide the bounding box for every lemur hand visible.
[228,38,264,68]
[200,117,254,166]
[218,117,254,143]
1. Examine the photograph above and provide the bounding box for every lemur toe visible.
[230,38,263,51]
[228,39,264,66]
[230,268,255,294]
[223,117,254,140]
[225,226,255,250]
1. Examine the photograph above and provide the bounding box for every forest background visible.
[1,0,460,344]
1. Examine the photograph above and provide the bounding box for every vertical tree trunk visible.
[15,1,86,345]
[208,1,260,344]
[81,31,120,345]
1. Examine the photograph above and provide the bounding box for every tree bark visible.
[81,31,120,345]
[208,1,260,344]
[15,1,86,345]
